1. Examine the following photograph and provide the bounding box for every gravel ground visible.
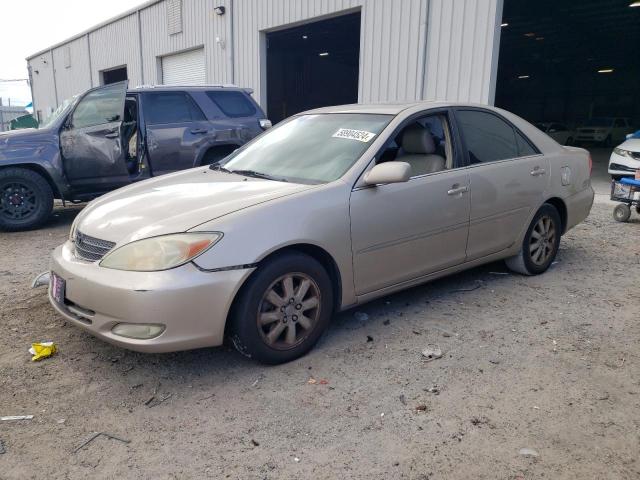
[1,186,639,478]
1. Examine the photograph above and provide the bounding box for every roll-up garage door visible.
[161,48,206,85]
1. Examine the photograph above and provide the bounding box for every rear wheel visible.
[229,252,333,364]
[613,203,631,223]
[0,168,53,231]
[505,204,561,275]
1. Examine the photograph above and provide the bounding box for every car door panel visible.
[466,156,550,259]
[59,82,129,190]
[350,169,470,295]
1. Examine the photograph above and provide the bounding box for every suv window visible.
[143,92,205,125]
[206,90,256,117]
[71,84,125,129]
[456,110,519,164]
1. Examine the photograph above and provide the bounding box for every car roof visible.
[299,101,504,116]
[128,84,252,94]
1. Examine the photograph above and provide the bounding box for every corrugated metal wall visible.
[27,0,502,119]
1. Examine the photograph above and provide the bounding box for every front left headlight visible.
[100,232,222,272]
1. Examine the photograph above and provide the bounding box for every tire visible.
[228,252,334,364]
[611,175,622,181]
[0,168,54,232]
[613,204,631,223]
[505,204,562,275]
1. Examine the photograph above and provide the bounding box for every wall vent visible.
[167,0,183,35]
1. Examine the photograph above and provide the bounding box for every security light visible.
[501,22,509,27]
[319,52,329,57]
[517,75,530,79]
[597,68,614,73]
[214,6,226,15]
[629,1,640,7]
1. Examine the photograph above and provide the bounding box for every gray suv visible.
[0,82,270,231]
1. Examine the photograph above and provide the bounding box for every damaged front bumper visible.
[48,241,254,353]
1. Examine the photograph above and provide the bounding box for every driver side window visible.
[71,85,124,129]
[377,113,453,178]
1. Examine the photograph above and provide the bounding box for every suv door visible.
[455,108,550,261]
[59,81,128,191]
[141,91,210,175]
[350,111,471,295]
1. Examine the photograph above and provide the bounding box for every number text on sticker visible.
[332,128,377,143]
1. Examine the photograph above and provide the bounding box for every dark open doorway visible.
[101,66,128,86]
[266,12,361,123]
[495,0,639,130]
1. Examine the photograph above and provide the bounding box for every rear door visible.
[141,91,210,175]
[59,82,128,191]
[205,89,264,143]
[455,108,550,261]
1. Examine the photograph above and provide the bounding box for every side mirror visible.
[259,119,272,130]
[626,133,634,140]
[364,161,411,186]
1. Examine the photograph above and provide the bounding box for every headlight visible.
[100,232,222,271]
[613,147,632,157]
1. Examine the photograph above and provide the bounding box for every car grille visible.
[74,231,116,262]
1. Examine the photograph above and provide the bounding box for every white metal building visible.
[27,0,504,123]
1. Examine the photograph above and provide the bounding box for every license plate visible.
[51,272,66,305]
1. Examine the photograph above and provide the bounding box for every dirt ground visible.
[1,152,639,479]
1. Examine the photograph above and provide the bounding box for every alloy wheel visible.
[529,215,556,266]
[257,272,321,350]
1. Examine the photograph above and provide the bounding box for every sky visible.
[0,0,149,106]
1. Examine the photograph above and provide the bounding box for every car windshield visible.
[583,118,611,127]
[40,96,78,129]
[219,113,392,183]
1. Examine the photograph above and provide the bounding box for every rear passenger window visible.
[144,92,205,125]
[516,132,537,157]
[457,110,525,164]
[207,90,256,117]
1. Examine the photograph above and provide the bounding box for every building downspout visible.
[87,34,94,87]
[419,0,430,100]
[137,10,145,85]
[227,0,235,84]
[50,49,59,108]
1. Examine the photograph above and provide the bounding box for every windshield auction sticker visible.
[332,128,377,143]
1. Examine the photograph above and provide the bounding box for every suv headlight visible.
[100,233,222,271]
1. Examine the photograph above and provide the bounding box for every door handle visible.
[447,184,469,196]
[530,167,546,176]
[104,131,119,139]
[190,128,208,134]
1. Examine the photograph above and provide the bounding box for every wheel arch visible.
[543,197,568,234]
[196,143,241,166]
[224,243,343,337]
[0,163,63,200]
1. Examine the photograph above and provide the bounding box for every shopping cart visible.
[611,177,640,222]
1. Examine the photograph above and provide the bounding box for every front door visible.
[454,108,550,260]
[350,112,471,295]
[60,82,129,192]
[141,91,211,175]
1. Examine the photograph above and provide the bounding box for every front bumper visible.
[608,151,640,176]
[49,241,254,353]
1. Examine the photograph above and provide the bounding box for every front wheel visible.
[0,168,54,231]
[505,204,561,275]
[229,252,334,364]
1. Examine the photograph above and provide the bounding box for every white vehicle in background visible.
[575,117,633,147]
[535,122,575,145]
[608,135,640,179]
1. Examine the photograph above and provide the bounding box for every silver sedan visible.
[49,102,594,363]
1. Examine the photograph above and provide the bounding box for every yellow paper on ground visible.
[29,342,57,361]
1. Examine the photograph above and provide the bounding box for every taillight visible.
[588,154,593,175]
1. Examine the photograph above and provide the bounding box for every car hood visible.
[0,128,56,158]
[617,138,640,152]
[75,167,317,244]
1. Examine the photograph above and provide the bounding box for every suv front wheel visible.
[0,168,54,231]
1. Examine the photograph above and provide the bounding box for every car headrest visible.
[401,126,436,154]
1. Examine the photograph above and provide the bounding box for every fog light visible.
[111,323,165,339]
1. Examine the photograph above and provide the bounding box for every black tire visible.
[229,252,334,364]
[613,204,631,223]
[201,145,237,166]
[611,175,622,181]
[505,204,562,276]
[0,168,53,232]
